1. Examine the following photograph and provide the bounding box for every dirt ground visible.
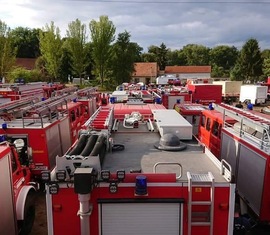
[30,191,47,235]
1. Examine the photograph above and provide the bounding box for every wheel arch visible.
[16,185,36,220]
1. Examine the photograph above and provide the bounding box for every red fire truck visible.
[193,103,270,224]
[0,138,38,235]
[0,93,90,175]
[42,103,235,235]
[174,103,209,136]
[0,82,47,103]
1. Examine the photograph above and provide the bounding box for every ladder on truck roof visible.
[0,97,40,120]
[21,93,78,117]
[77,87,98,97]
[214,103,270,134]
[187,172,215,235]
[83,106,113,130]
[52,86,78,97]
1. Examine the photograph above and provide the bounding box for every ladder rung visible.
[191,201,212,205]
[191,222,211,226]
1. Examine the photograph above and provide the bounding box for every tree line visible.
[0,16,269,89]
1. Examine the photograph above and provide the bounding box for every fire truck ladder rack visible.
[0,97,38,114]
[52,86,78,97]
[20,94,78,126]
[77,87,98,98]
[187,172,215,235]
[215,103,270,140]
[0,97,40,120]
[83,106,113,130]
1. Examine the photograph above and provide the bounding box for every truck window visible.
[212,121,219,137]
[206,118,211,131]
[201,115,206,127]
[70,110,75,122]
[192,115,197,125]
[11,152,18,173]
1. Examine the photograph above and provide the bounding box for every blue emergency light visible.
[135,175,148,196]
[2,123,7,130]
[0,135,5,142]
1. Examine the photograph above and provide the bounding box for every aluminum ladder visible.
[187,172,215,235]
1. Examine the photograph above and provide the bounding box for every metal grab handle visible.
[220,159,232,182]
[153,162,183,180]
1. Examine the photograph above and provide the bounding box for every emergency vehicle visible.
[0,138,38,235]
[194,102,270,223]
[154,86,192,109]
[0,82,47,103]
[174,103,208,136]
[0,91,97,180]
[42,103,235,235]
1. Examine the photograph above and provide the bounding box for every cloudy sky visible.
[1,0,270,51]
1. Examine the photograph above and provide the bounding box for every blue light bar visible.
[135,175,148,196]
[2,123,7,130]
[0,135,5,142]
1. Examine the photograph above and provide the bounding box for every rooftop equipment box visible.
[152,109,192,140]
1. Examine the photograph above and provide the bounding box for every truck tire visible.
[19,191,36,235]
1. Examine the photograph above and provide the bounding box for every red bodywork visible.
[187,84,222,104]
[0,117,70,177]
[198,110,237,159]
[110,103,166,121]
[50,173,231,235]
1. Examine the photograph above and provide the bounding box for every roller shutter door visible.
[100,202,181,235]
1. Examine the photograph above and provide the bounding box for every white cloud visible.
[0,0,270,50]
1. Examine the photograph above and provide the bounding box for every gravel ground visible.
[30,191,47,235]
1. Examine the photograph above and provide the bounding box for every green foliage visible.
[8,67,43,83]
[181,44,210,65]
[39,21,63,81]
[230,63,245,81]
[143,43,168,70]
[0,20,16,79]
[263,58,270,78]
[111,31,142,86]
[66,19,88,85]
[89,15,116,88]
[210,45,238,77]
[10,27,40,58]
[58,45,73,83]
[238,38,263,83]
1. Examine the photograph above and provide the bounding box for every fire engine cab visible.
[0,138,38,235]
[42,103,235,235]
[197,103,270,224]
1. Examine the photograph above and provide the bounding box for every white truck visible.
[213,80,242,103]
[156,74,177,85]
[239,85,268,105]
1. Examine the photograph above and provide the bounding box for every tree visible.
[89,15,116,88]
[157,43,168,70]
[181,44,210,65]
[263,58,270,78]
[210,45,239,77]
[39,22,62,81]
[0,20,16,81]
[143,43,168,70]
[66,19,88,85]
[230,62,245,81]
[167,49,181,66]
[58,45,73,83]
[238,38,263,83]
[112,31,142,86]
[10,27,40,58]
